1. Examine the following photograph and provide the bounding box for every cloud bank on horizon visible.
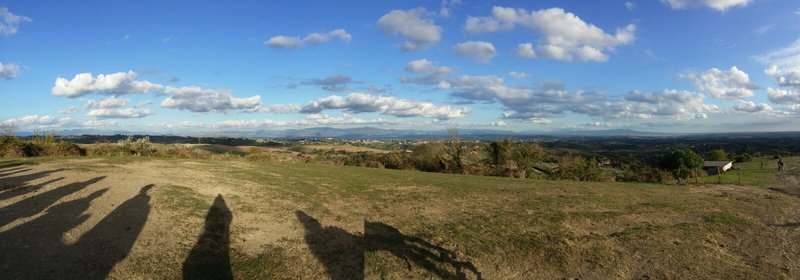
[1,0,800,134]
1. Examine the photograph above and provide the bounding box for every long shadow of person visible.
[182,194,234,280]
[296,211,482,280]
[0,166,31,178]
[0,182,154,279]
[0,188,109,279]
[0,176,105,227]
[296,211,365,280]
[70,184,154,280]
[0,176,64,202]
[0,168,65,187]
[365,221,482,279]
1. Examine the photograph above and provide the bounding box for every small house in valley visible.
[704,160,733,175]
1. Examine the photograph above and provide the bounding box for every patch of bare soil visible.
[0,159,301,279]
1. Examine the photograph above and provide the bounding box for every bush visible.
[45,142,85,156]
[659,148,703,183]
[626,166,675,184]
[0,135,23,157]
[734,153,752,163]
[380,153,413,170]
[706,149,728,161]
[120,136,157,156]
[245,147,274,161]
[160,145,212,159]
[550,156,614,182]
[363,160,385,169]
[88,142,129,157]
[512,142,544,178]
[412,142,448,172]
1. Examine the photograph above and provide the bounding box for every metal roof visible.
[703,161,732,167]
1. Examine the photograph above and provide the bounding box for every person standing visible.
[778,159,785,171]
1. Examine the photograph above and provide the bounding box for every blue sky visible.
[2,0,800,134]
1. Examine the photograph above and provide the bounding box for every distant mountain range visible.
[19,126,800,140]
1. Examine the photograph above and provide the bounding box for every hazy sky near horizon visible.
[2,0,800,134]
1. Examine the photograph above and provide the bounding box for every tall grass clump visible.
[0,129,84,157]
[245,147,274,161]
[88,136,157,157]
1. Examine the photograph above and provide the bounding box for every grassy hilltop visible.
[1,156,799,279]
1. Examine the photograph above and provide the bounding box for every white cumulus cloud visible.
[448,75,715,121]
[464,7,635,62]
[0,7,31,36]
[0,62,21,80]
[59,107,78,114]
[300,92,470,120]
[400,59,454,88]
[439,0,463,18]
[731,100,773,113]
[766,88,800,104]
[265,29,352,49]
[378,7,442,51]
[681,66,757,99]
[87,108,153,119]
[453,41,497,63]
[515,43,537,59]
[161,86,262,113]
[264,35,302,49]
[96,96,130,109]
[247,103,302,114]
[51,71,163,98]
[661,0,752,11]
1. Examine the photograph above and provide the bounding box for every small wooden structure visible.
[704,161,733,175]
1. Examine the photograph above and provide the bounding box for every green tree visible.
[446,127,464,174]
[412,142,447,172]
[486,139,511,166]
[659,148,704,183]
[705,149,728,161]
[512,142,544,178]
[485,139,513,177]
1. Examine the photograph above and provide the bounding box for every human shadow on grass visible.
[297,211,482,280]
[0,176,64,202]
[0,183,153,280]
[182,194,234,280]
[0,161,31,169]
[0,166,31,178]
[0,168,65,192]
[0,176,104,227]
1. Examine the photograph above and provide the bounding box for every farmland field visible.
[1,157,799,279]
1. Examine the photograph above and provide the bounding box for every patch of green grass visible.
[610,222,661,240]
[636,197,687,211]
[0,159,38,169]
[703,213,750,227]
[0,156,82,166]
[230,246,290,279]
[693,156,792,186]
[156,185,210,216]
[195,145,247,157]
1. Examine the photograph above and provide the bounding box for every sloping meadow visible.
[0,157,798,279]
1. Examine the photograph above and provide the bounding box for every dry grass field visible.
[1,156,799,279]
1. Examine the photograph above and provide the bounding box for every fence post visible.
[738,169,741,185]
